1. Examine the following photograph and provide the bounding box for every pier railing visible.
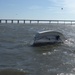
[0,19,75,24]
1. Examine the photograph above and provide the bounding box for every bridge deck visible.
[0,19,75,24]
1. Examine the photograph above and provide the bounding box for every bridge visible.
[0,19,75,24]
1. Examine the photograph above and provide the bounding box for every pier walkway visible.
[0,19,75,24]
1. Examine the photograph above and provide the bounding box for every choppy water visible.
[0,23,75,75]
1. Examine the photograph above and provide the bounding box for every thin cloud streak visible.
[29,5,42,10]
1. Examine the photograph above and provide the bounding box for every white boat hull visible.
[32,30,66,46]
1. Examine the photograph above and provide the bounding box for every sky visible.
[0,0,75,20]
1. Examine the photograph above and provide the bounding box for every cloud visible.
[48,0,64,7]
[48,0,75,13]
[64,0,75,8]
[64,0,75,12]
[29,5,42,10]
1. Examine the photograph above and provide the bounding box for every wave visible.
[64,38,75,47]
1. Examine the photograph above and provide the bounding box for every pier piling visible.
[0,20,1,23]
[24,20,25,24]
[11,20,13,23]
[17,20,19,23]
[5,20,7,23]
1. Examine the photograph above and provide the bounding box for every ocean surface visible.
[0,23,75,75]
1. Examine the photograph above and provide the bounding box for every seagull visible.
[61,8,63,10]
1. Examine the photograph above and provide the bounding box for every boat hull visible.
[32,30,66,46]
[32,40,63,46]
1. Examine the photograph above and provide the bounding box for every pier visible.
[0,19,75,25]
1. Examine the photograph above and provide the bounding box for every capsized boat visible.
[32,30,66,46]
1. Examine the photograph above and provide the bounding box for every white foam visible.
[64,38,75,47]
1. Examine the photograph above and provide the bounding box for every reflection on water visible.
[0,69,28,75]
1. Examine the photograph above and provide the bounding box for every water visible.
[0,23,75,75]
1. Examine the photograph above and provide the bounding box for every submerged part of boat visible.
[32,30,66,46]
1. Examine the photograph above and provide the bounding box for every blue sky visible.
[0,0,75,20]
